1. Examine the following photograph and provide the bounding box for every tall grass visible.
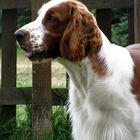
[0,106,72,140]
[52,106,72,140]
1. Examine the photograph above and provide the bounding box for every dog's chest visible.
[68,78,140,140]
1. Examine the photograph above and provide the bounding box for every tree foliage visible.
[17,8,31,28]
[111,8,128,46]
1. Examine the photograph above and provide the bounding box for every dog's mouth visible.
[20,44,60,61]
[25,50,33,58]
[21,46,48,61]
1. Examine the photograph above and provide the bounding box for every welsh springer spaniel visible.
[15,0,140,139]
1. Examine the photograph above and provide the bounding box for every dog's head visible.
[15,0,102,62]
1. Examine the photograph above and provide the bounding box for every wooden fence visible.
[0,0,140,139]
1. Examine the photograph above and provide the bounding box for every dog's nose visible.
[14,30,25,43]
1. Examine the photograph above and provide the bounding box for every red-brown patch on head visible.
[60,0,103,61]
[34,0,104,75]
[41,0,103,61]
[40,2,72,58]
[16,0,104,64]
[42,2,70,36]
[42,0,105,76]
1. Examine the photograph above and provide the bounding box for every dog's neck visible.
[56,32,111,97]
[56,31,134,103]
[56,31,111,83]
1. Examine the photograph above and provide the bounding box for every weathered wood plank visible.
[0,0,30,9]
[1,10,17,87]
[0,0,133,9]
[52,88,68,105]
[0,88,68,105]
[134,0,140,43]
[1,9,17,139]
[81,0,133,9]
[96,9,111,40]
[0,88,31,105]
[32,62,52,139]
[128,8,134,45]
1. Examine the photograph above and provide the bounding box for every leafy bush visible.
[17,8,31,28]
[52,106,72,140]
[111,9,128,46]
[111,17,128,46]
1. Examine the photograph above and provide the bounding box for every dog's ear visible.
[60,3,102,61]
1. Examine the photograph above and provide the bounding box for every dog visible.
[15,0,140,139]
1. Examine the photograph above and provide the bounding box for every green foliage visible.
[52,106,72,140]
[111,17,128,46]
[17,8,31,28]
[112,8,128,23]
[0,118,16,140]
[12,105,32,140]
[17,72,32,87]
[0,106,71,140]
[0,105,32,140]
[111,9,128,46]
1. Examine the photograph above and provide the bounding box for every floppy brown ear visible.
[60,3,102,61]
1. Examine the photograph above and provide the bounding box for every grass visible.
[0,47,71,139]
[0,106,72,140]
[52,106,72,140]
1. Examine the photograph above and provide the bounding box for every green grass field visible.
[0,47,71,140]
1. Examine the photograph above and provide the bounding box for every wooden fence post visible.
[128,8,134,44]
[32,63,52,139]
[96,9,111,40]
[1,9,17,139]
[134,0,140,43]
[31,0,52,139]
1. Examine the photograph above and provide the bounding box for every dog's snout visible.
[14,30,25,43]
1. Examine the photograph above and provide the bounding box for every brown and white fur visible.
[15,0,140,140]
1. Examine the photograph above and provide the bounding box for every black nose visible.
[14,31,25,42]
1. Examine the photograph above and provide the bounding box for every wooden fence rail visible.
[0,88,68,105]
[0,0,134,9]
[0,0,140,139]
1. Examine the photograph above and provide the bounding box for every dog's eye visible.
[47,15,58,24]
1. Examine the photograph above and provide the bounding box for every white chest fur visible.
[57,34,140,140]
